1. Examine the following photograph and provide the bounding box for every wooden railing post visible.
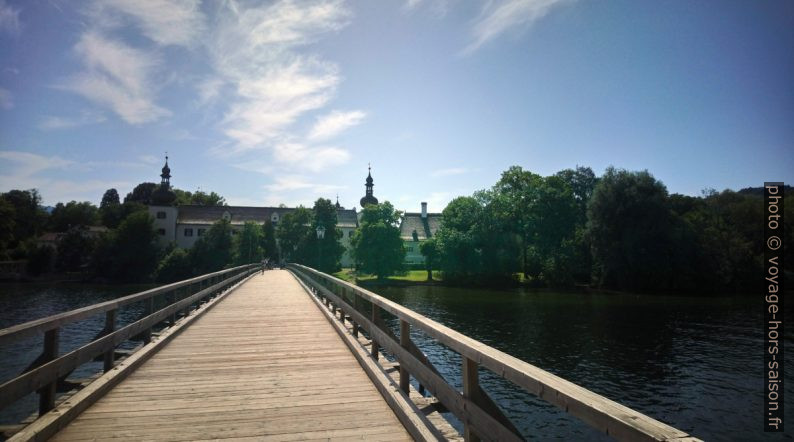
[337,286,345,325]
[143,295,153,344]
[352,292,360,338]
[463,357,481,442]
[370,303,380,360]
[399,320,411,394]
[103,309,117,372]
[38,328,59,416]
[170,288,178,326]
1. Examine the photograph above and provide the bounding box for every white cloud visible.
[60,32,170,124]
[205,0,354,165]
[138,155,159,165]
[264,175,345,194]
[0,0,20,35]
[430,167,467,177]
[220,56,341,151]
[196,77,224,105]
[38,111,107,130]
[0,150,135,204]
[90,0,205,47]
[0,151,74,179]
[463,0,572,54]
[272,142,350,172]
[0,87,12,109]
[308,110,366,140]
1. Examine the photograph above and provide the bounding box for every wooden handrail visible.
[0,264,259,416]
[0,264,256,345]
[288,264,700,442]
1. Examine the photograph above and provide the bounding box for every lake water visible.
[0,283,152,427]
[372,285,793,441]
[1,282,791,440]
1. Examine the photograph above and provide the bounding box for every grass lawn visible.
[333,268,442,283]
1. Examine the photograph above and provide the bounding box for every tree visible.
[100,189,120,209]
[419,237,438,281]
[56,226,95,272]
[310,198,345,273]
[1,189,47,250]
[0,197,15,257]
[587,167,677,291]
[489,167,543,278]
[190,219,233,273]
[434,196,485,282]
[351,202,404,279]
[155,248,193,283]
[26,245,54,276]
[49,201,99,232]
[234,221,263,265]
[124,182,158,205]
[173,189,226,206]
[276,207,312,263]
[93,211,160,282]
[261,220,279,261]
[554,166,598,224]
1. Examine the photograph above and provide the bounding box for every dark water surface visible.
[373,285,794,441]
[0,283,153,426]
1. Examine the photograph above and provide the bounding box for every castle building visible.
[148,158,359,267]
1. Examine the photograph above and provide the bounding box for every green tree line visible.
[0,185,347,283]
[418,166,792,293]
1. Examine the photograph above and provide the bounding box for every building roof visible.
[399,213,442,241]
[176,205,359,228]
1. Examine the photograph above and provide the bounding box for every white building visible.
[398,202,442,266]
[149,204,359,267]
[146,157,359,266]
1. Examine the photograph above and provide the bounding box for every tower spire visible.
[359,164,378,207]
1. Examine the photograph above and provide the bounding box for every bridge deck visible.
[50,270,412,441]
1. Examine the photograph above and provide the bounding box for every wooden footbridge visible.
[0,264,700,441]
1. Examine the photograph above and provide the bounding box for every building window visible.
[157,228,166,236]
[197,228,205,236]
[184,228,193,237]
[271,213,279,223]
[156,211,166,219]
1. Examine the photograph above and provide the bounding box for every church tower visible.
[151,154,176,206]
[160,155,171,188]
[359,164,379,207]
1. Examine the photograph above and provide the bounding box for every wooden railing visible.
[0,264,259,417]
[288,264,700,442]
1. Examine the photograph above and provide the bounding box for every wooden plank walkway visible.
[50,270,412,441]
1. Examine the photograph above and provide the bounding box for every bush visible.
[26,245,54,276]
[156,248,193,283]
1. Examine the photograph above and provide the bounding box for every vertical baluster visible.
[399,320,411,394]
[337,286,345,325]
[143,295,153,344]
[38,328,59,416]
[103,309,117,372]
[463,357,481,442]
[170,288,178,326]
[352,291,360,338]
[370,303,380,360]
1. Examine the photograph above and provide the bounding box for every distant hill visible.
[737,185,792,197]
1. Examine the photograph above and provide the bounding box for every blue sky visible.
[0,0,791,212]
